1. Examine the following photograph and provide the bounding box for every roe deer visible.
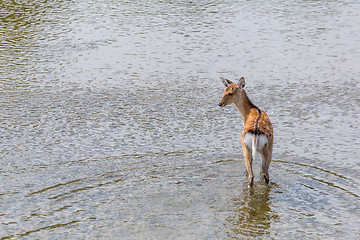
[218,77,273,188]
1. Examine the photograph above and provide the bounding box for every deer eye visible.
[228,92,233,96]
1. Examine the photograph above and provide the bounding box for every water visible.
[1,0,359,239]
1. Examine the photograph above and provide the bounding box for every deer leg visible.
[242,142,253,188]
[261,147,272,185]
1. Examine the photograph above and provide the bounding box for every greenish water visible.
[1,0,359,239]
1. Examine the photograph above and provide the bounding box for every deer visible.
[218,77,273,188]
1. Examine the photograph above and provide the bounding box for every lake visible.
[1,0,359,239]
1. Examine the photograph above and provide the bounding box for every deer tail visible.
[251,134,257,161]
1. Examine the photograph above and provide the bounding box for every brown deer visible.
[218,77,273,188]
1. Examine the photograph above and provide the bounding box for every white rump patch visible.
[244,133,268,152]
[244,133,253,149]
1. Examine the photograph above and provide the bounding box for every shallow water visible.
[1,0,360,239]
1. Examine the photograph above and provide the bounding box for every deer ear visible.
[238,77,245,89]
[220,77,233,87]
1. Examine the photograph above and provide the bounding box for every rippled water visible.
[1,0,359,239]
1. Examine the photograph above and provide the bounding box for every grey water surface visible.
[1,0,359,239]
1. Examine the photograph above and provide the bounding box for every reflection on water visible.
[227,185,278,238]
[1,0,360,239]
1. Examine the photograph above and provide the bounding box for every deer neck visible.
[233,89,257,122]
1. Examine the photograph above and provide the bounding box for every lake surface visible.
[1,0,359,239]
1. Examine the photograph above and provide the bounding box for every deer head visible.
[218,77,245,107]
